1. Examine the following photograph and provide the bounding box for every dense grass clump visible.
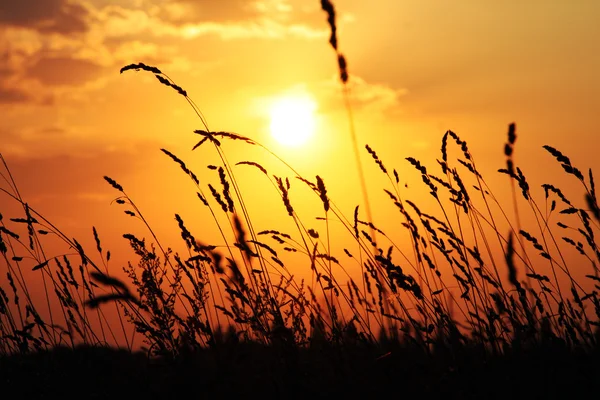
[1,1,600,398]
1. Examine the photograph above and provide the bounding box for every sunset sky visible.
[1,0,599,290]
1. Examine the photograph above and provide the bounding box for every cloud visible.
[94,2,325,41]
[0,0,329,109]
[314,75,408,116]
[25,56,106,86]
[109,40,159,63]
[157,0,317,25]
[0,20,107,103]
[0,0,91,35]
[0,126,67,157]
[0,74,55,106]
[0,27,44,72]
[173,20,326,40]
[158,0,264,24]
[0,137,185,225]
[0,148,136,210]
[0,122,173,163]
[0,85,33,104]
[347,76,409,114]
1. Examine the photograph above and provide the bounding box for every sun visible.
[269,96,317,147]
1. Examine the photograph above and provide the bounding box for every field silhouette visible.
[1,1,600,398]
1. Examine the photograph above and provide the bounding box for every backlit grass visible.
[1,1,599,398]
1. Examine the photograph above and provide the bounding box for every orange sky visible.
[1,1,600,335]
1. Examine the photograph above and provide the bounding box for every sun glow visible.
[269,95,317,147]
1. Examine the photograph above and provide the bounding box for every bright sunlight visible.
[269,95,317,147]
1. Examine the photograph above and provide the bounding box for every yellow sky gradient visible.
[1,0,600,323]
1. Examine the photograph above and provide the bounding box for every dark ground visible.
[1,342,599,399]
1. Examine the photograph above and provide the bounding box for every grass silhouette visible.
[1,1,600,398]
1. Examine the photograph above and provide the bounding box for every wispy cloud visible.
[313,75,408,116]
[95,2,325,41]
[0,85,34,104]
[0,0,92,34]
[26,56,106,86]
[0,0,327,110]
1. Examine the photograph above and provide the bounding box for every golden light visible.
[269,95,317,147]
